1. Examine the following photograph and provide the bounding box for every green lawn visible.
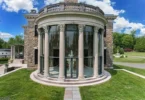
[114,64,145,76]
[125,51,145,57]
[0,69,64,100]
[0,61,8,64]
[113,57,145,63]
[80,68,145,100]
[114,52,145,63]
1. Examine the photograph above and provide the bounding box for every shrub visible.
[0,58,9,61]
[120,48,124,54]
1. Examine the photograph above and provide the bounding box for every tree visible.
[122,35,134,49]
[0,38,4,48]
[134,37,145,52]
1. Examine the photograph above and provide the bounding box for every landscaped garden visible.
[0,69,64,100]
[114,56,145,63]
[1,65,145,100]
[80,65,145,100]
[113,51,145,63]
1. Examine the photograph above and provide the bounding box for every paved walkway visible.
[64,87,81,100]
[113,62,145,69]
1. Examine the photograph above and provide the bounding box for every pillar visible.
[11,46,13,60]
[13,46,15,60]
[43,26,49,77]
[93,27,99,78]
[78,24,84,80]
[59,24,65,81]
[102,29,105,74]
[37,29,42,74]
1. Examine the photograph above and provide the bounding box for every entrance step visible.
[30,70,111,87]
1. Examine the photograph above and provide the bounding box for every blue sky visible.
[0,0,145,40]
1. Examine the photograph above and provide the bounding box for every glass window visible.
[84,26,94,78]
[49,25,60,78]
[65,24,79,79]
[65,25,78,57]
[98,30,102,75]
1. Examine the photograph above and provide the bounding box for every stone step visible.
[31,70,111,87]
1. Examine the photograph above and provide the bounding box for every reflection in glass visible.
[65,24,78,78]
[49,25,60,78]
[84,26,94,78]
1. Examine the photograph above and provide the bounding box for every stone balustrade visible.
[39,3,104,16]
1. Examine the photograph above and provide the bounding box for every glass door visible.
[65,58,78,78]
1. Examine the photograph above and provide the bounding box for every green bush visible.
[0,58,9,61]
[120,48,124,54]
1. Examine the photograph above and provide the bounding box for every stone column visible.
[13,46,15,60]
[78,24,84,80]
[11,46,13,60]
[102,29,105,74]
[37,29,42,74]
[59,24,65,81]
[43,26,49,77]
[93,27,99,78]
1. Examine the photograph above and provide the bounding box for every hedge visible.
[0,58,9,61]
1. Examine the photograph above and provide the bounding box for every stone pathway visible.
[64,87,81,100]
[114,62,145,69]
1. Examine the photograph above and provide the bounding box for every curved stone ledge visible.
[30,70,111,87]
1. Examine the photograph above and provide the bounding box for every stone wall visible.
[23,16,38,68]
[105,20,113,68]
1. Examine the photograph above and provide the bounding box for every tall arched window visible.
[49,25,60,78]
[84,25,94,78]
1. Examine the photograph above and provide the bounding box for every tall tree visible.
[134,37,145,52]
[122,35,134,49]
[0,38,4,48]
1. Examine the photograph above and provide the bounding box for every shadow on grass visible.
[113,64,122,69]
[107,69,118,76]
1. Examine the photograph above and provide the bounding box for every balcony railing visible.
[39,3,104,16]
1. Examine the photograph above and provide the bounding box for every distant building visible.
[0,49,11,58]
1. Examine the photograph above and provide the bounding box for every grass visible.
[125,52,145,57]
[80,68,145,100]
[0,69,64,100]
[113,57,145,63]
[113,52,145,63]
[114,64,145,76]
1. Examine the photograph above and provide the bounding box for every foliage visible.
[0,35,24,49]
[122,35,134,49]
[0,58,9,61]
[134,37,145,52]
[113,46,124,54]
[113,30,137,51]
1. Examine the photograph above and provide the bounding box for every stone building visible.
[23,0,117,86]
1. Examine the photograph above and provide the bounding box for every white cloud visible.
[0,32,14,39]
[114,17,145,35]
[0,0,37,12]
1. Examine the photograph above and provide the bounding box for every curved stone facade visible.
[23,1,117,83]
